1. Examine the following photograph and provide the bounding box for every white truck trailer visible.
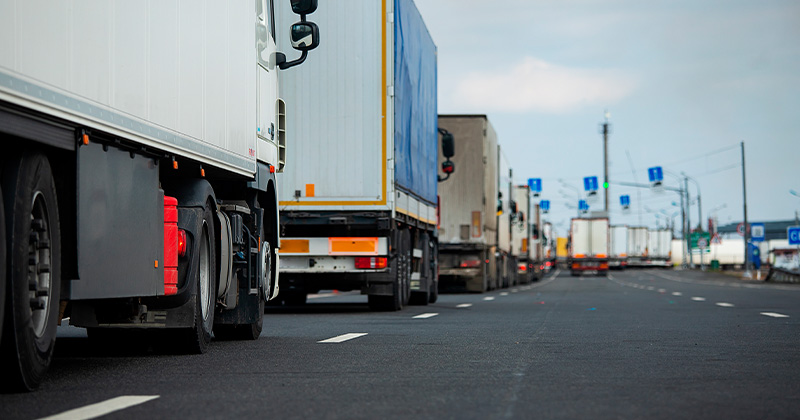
[626,226,649,267]
[437,115,500,292]
[0,0,319,391]
[647,228,672,267]
[496,150,515,287]
[276,0,443,309]
[569,218,610,276]
[512,185,538,284]
[609,225,629,269]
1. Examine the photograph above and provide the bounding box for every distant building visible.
[717,220,798,241]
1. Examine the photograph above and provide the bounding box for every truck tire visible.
[428,241,439,304]
[369,229,410,311]
[1,152,61,392]
[181,201,217,353]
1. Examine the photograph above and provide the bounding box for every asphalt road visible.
[2,268,799,419]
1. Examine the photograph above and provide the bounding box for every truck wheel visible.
[369,229,410,311]
[428,241,439,304]
[1,153,61,392]
[182,201,216,353]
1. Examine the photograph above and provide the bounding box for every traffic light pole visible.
[742,141,750,277]
[603,133,609,212]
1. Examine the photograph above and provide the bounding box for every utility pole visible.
[680,181,688,268]
[742,141,750,276]
[509,168,513,254]
[601,112,610,212]
[685,177,695,268]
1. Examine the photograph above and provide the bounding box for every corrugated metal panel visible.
[648,229,672,258]
[497,144,511,252]
[437,115,498,246]
[0,1,257,176]
[571,219,591,256]
[610,225,628,257]
[276,0,389,209]
[627,227,649,257]
[591,219,610,255]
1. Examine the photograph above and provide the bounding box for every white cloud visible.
[449,57,638,114]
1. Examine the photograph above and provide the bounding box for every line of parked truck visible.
[0,0,552,392]
[566,218,673,275]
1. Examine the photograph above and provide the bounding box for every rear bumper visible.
[570,260,609,271]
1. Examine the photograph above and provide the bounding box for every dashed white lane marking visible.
[761,312,790,318]
[412,313,439,319]
[318,333,368,343]
[500,292,509,296]
[672,292,683,296]
[716,302,735,307]
[691,297,706,301]
[38,396,160,420]
[483,297,495,301]
[456,303,473,308]
[646,286,655,291]
[658,289,667,293]
[511,289,519,293]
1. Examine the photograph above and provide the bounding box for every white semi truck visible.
[437,115,500,292]
[0,0,319,391]
[569,218,610,276]
[276,0,445,309]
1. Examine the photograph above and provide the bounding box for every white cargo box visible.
[0,1,270,176]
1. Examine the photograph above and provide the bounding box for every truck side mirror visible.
[277,1,320,70]
[510,200,518,214]
[441,132,454,158]
[290,0,318,15]
[290,22,320,51]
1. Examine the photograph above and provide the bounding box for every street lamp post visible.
[600,112,611,212]
[682,173,703,270]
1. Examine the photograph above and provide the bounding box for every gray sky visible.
[416,0,800,236]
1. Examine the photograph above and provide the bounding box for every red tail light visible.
[355,257,388,269]
[545,261,552,267]
[163,196,179,296]
[178,229,187,258]
[460,259,481,268]
[518,264,527,272]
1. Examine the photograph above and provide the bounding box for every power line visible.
[658,144,740,168]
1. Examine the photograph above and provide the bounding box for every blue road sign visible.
[583,176,599,192]
[750,223,766,242]
[540,200,550,212]
[620,195,631,207]
[648,166,663,183]
[578,200,589,211]
[788,226,800,245]
[528,178,542,193]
